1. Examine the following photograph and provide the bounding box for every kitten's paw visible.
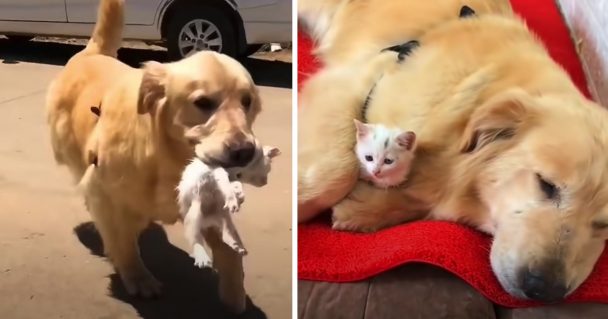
[223,194,240,214]
[191,244,213,269]
[232,182,245,205]
[230,243,248,256]
[193,257,213,269]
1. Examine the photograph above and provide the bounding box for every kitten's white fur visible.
[354,119,416,188]
[177,143,280,268]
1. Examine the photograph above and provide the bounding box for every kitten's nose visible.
[373,170,381,177]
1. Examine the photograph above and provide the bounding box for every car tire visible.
[6,35,34,43]
[166,4,237,61]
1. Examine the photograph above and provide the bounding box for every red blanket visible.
[298,0,608,308]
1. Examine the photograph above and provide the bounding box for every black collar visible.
[361,40,420,122]
[361,5,476,122]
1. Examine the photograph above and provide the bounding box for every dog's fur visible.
[46,0,261,298]
[299,0,608,302]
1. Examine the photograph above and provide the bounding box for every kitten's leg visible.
[232,181,245,206]
[183,200,213,268]
[222,214,247,256]
[332,181,429,232]
[213,169,240,214]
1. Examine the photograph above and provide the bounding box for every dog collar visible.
[361,40,420,122]
[360,5,476,122]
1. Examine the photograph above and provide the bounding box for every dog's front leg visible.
[332,181,429,232]
[88,199,161,297]
[203,227,247,314]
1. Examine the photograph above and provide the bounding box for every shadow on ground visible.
[74,222,267,319]
[0,39,291,88]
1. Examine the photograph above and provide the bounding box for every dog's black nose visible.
[227,141,255,167]
[521,270,568,303]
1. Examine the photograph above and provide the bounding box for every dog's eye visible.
[241,94,252,110]
[365,155,373,162]
[592,221,608,230]
[537,173,559,200]
[235,173,242,179]
[194,97,216,111]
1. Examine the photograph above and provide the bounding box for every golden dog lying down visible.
[298,0,608,303]
[46,0,260,303]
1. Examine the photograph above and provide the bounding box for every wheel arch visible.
[158,0,248,55]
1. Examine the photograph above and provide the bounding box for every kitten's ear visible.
[353,119,370,139]
[396,131,416,151]
[138,61,167,114]
[264,146,281,158]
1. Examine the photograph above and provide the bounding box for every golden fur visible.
[47,0,260,302]
[299,0,608,302]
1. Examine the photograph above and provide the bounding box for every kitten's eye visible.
[236,173,242,179]
[241,94,252,110]
[194,97,216,111]
[384,158,394,164]
[365,155,373,162]
[537,173,559,200]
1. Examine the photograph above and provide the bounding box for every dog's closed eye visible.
[536,173,559,201]
[592,221,608,231]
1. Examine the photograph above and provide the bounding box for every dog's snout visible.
[227,141,255,167]
[520,266,567,303]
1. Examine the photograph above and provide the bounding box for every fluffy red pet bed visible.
[298,0,608,308]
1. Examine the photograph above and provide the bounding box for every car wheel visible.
[6,35,34,43]
[166,5,237,60]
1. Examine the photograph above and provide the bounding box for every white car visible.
[0,0,292,60]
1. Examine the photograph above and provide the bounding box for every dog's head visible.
[138,51,261,168]
[462,88,608,302]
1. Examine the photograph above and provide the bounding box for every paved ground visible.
[0,39,292,319]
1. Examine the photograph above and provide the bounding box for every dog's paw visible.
[120,270,162,298]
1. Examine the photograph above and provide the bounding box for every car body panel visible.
[0,1,66,22]
[0,0,291,45]
[64,0,165,25]
[236,0,291,43]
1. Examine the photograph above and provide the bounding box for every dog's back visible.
[46,0,131,182]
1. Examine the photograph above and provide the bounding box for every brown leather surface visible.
[497,303,608,319]
[298,264,608,319]
[299,264,495,319]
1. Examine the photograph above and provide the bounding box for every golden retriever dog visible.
[46,0,260,307]
[298,0,608,303]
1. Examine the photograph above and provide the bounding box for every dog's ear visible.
[138,61,167,114]
[460,89,533,153]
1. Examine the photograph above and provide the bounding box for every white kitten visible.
[177,142,281,268]
[354,119,416,188]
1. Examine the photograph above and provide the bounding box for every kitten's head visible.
[228,142,281,187]
[354,119,416,187]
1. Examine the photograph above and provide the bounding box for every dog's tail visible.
[83,0,124,57]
